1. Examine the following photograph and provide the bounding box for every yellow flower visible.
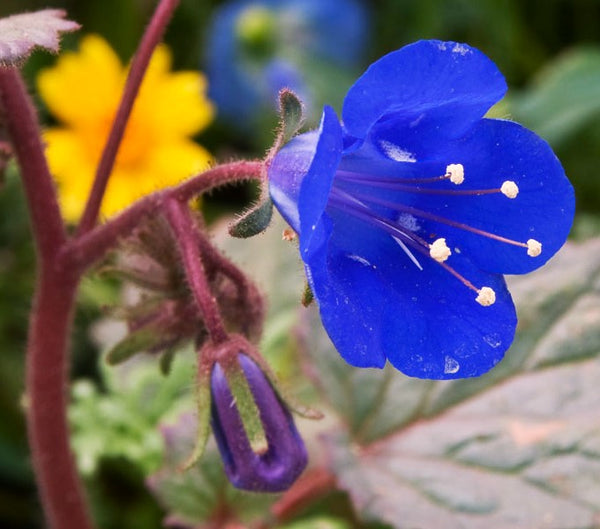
[37,35,214,221]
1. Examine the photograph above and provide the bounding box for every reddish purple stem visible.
[75,0,181,236]
[164,197,229,344]
[63,160,262,272]
[0,63,92,528]
[0,0,267,526]
[0,68,66,261]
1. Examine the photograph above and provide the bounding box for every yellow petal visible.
[37,35,123,127]
[134,71,215,139]
[43,128,96,222]
[141,44,172,82]
[147,140,213,183]
[98,140,213,219]
[38,35,215,222]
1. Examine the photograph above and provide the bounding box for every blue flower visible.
[268,40,575,380]
[210,353,307,492]
[205,0,369,129]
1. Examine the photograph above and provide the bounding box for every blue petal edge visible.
[342,40,507,142]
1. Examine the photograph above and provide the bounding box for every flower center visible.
[329,163,542,306]
[82,110,152,171]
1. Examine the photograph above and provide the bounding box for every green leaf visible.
[225,362,268,454]
[510,47,600,146]
[302,238,600,528]
[69,349,196,476]
[301,281,314,307]
[0,10,79,66]
[159,349,176,376]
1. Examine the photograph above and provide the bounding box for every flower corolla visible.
[269,40,575,379]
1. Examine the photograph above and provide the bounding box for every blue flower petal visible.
[342,40,507,143]
[269,106,343,257]
[268,131,319,233]
[349,118,574,274]
[305,212,517,378]
[268,39,573,380]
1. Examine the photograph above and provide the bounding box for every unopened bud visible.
[210,354,307,492]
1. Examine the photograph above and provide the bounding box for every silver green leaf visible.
[305,238,600,528]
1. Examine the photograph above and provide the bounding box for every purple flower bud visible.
[210,354,307,492]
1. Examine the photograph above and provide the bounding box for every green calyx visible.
[228,192,273,238]
[278,88,304,145]
[224,360,269,455]
[181,366,212,470]
[105,327,161,366]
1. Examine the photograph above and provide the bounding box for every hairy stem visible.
[164,197,229,344]
[0,67,66,261]
[76,0,181,235]
[1,60,93,529]
[63,160,262,272]
[27,270,90,529]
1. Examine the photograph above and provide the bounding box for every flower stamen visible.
[351,192,542,258]
[392,236,423,270]
[446,163,464,184]
[337,167,522,200]
[500,180,519,198]
[429,238,451,262]
[527,239,542,257]
[329,190,497,305]
[337,169,460,186]
[476,287,496,306]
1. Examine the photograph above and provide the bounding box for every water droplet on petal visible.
[444,355,460,374]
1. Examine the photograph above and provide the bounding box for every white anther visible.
[526,239,542,257]
[446,163,464,185]
[429,238,451,262]
[476,287,496,306]
[500,180,519,199]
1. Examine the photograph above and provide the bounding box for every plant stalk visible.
[76,0,181,235]
[164,197,229,344]
[63,160,263,272]
[26,270,90,529]
[0,67,66,261]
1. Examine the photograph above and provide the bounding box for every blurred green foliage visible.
[1,0,600,528]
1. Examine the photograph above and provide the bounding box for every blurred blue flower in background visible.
[205,0,369,130]
[269,40,575,380]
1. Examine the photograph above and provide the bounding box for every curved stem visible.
[0,67,66,261]
[164,197,229,344]
[64,160,262,272]
[76,0,181,236]
[27,269,90,529]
